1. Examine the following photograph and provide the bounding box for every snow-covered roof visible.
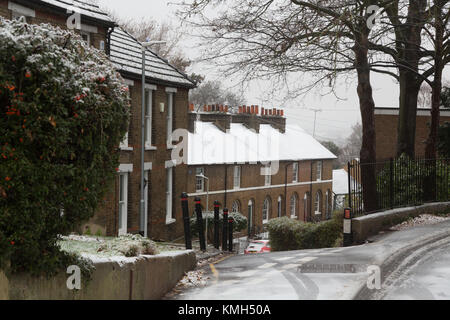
[187,122,337,165]
[110,28,196,88]
[39,0,114,24]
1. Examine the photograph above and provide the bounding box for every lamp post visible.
[196,173,209,246]
[140,40,166,238]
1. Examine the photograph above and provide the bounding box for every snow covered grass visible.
[58,234,161,259]
[390,214,450,231]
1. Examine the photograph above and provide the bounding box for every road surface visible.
[169,220,450,300]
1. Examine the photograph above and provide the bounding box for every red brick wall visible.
[186,160,334,233]
[375,110,450,161]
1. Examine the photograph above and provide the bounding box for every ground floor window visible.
[263,197,271,224]
[118,173,128,236]
[315,190,323,216]
[290,193,298,218]
[232,200,241,213]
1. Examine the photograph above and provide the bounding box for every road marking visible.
[210,263,219,282]
[298,257,318,263]
[282,264,299,270]
[274,256,295,262]
[258,263,277,269]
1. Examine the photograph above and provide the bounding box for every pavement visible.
[168,220,450,300]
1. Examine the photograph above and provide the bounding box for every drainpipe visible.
[309,161,313,222]
[224,164,228,207]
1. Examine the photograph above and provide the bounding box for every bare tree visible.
[178,0,380,212]
[190,80,245,108]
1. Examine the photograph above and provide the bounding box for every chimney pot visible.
[255,106,259,115]
[225,106,229,113]
[261,107,264,116]
[265,109,268,116]
[239,106,243,114]
[281,110,284,117]
[251,105,255,114]
[208,105,212,112]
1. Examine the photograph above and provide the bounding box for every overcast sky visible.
[96,0,447,146]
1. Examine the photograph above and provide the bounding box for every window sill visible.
[120,146,134,151]
[314,212,322,215]
[166,218,176,225]
[145,146,157,151]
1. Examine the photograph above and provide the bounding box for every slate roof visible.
[110,28,196,88]
[35,0,195,88]
[39,0,114,24]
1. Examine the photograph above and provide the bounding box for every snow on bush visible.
[0,17,130,275]
[59,234,159,258]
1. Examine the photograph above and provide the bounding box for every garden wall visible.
[352,202,450,243]
[0,251,196,300]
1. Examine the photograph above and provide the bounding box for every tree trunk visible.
[354,31,377,213]
[396,0,428,158]
[424,1,444,201]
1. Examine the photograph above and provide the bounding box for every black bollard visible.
[228,217,234,252]
[195,197,206,252]
[214,201,220,250]
[222,208,229,251]
[181,193,192,250]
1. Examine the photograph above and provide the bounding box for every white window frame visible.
[290,194,298,219]
[277,196,282,218]
[81,31,91,46]
[317,161,323,181]
[315,191,322,215]
[292,162,299,182]
[232,200,240,213]
[120,82,135,151]
[166,167,175,224]
[118,173,128,236]
[264,166,272,186]
[233,166,241,189]
[196,168,205,193]
[262,198,270,224]
[166,88,176,148]
[9,2,35,19]
[144,86,156,150]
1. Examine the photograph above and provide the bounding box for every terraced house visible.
[1,0,336,241]
[0,0,196,240]
[186,106,336,236]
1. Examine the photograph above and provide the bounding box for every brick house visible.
[1,0,336,242]
[375,107,450,161]
[185,106,336,236]
[0,0,197,240]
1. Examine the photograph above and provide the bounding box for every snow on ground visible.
[58,234,181,264]
[390,214,450,231]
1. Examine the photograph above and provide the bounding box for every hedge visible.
[266,212,344,251]
[0,18,130,276]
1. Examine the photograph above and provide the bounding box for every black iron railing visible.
[348,157,450,217]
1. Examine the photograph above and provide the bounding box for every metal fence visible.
[348,158,450,217]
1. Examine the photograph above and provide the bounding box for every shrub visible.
[0,18,130,275]
[267,212,343,251]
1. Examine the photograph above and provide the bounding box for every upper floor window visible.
[81,32,91,46]
[233,166,241,189]
[9,1,35,22]
[120,83,134,150]
[292,162,299,182]
[196,168,205,193]
[264,166,272,186]
[166,88,177,147]
[316,161,323,181]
